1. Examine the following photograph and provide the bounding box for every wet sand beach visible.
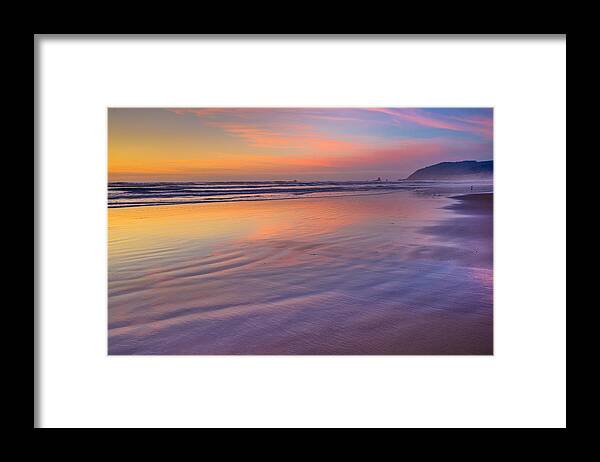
[108,186,493,355]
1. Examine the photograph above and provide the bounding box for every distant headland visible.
[406,160,493,180]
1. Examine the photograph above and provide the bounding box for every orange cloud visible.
[168,108,373,154]
[208,121,367,154]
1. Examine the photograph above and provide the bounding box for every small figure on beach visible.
[377,177,381,182]
[470,185,473,191]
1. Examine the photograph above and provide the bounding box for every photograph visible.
[108,107,494,355]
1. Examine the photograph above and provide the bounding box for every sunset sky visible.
[108,108,493,182]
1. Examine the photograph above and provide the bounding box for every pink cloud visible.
[203,119,368,154]
[365,108,493,139]
[168,109,364,153]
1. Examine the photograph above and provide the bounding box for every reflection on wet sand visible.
[108,189,493,354]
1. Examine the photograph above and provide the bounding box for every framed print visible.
[35,34,566,428]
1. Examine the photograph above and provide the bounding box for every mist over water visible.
[108,181,493,354]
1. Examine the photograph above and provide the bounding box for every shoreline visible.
[108,181,494,209]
